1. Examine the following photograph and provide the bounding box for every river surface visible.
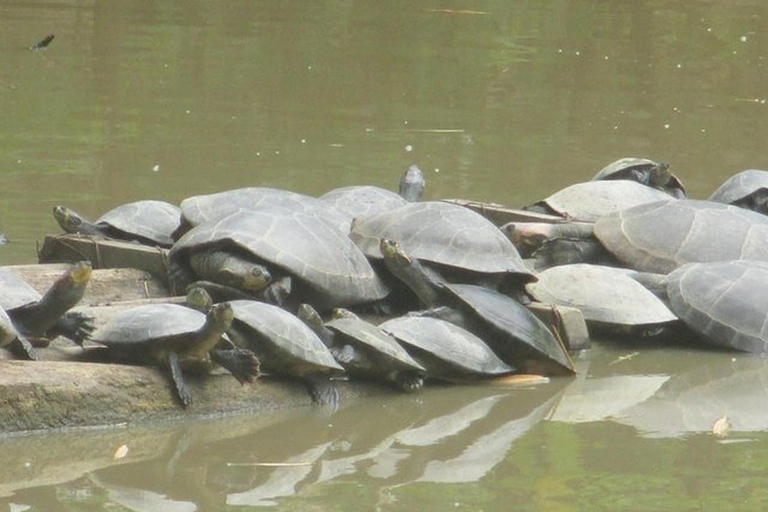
[1,0,767,510]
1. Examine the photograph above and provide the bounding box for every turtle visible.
[90,300,260,407]
[319,186,408,219]
[708,169,768,214]
[225,300,344,406]
[592,157,686,198]
[527,264,679,337]
[350,201,534,294]
[0,261,94,346]
[0,309,38,360]
[594,199,768,274]
[378,315,516,381]
[524,180,674,222]
[176,187,352,238]
[380,239,574,375]
[169,208,389,310]
[398,164,426,202]
[53,200,182,248]
[666,260,768,353]
[297,304,426,392]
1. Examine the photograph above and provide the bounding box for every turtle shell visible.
[379,316,514,379]
[0,268,41,311]
[594,199,768,274]
[227,300,343,375]
[532,180,674,222]
[320,186,407,219]
[91,304,206,346]
[709,169,768,208]
[170,208,389,308]
[326,316,425,373]
[666,260,768,353]
[527,264,677,328]
[0,309,20,347]
[592,157,686,198]
[350,201,531,278]
[441,283,574,374]
[97,200,181,247]
[180,187,352,233]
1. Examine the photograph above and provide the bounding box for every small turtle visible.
[398,165,425,202]
[527,264,678,337]
[524,180,674,222]
[53,200,181,248]
[709,169,768,214]
[379,316,515,381]
[298,304,426,392]
[0,261,94,346]
[169,208,388,310]
[226,300,344,407]
[666,260,768,353]
[380,239,573,375]
[594,199,768,273]
[592,157,686,198]
[91,300,259,407]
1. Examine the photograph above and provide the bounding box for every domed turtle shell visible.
[379,316,514,379]
[529,180,674,222]
[592,157,686,198]
[709,169,768,213]
[594,199,768,274]
[97,200,181,247]
[227,300,343,375]
[440,283,574,375]
[527,264,677,330]
[179,187,352,234]
[320,185,408,219]
[170,208,389,308]
[326,315,425,374]
[92,304,210,346]
[349,201,532,280]
[666,260,768,353]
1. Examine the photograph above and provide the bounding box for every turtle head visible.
[379,239,411,266]
[39,261,92,313]
[217,260,272,292]
[69,261,93,286]
[53,205,85,233]
[208,302,234,331]
[297,303,324,330]
[647,161,672,187]
[331,308,358,321]
[186,286,213,312]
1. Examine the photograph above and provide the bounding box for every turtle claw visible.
[57,312,95,346]
[167,351,193,408]
[211,348,260,384]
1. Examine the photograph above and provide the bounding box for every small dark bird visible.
[30,34,54,50]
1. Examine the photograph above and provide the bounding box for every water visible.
[1,0,767,509]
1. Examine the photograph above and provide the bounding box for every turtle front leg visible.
[48,311,95,346]
[210,348,260,384]
[303,374,340,410]
[167,351,193,407]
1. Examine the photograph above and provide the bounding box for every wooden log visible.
[443,198,567,226]
[38,234,170,286]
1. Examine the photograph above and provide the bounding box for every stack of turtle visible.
[33,156,768,411]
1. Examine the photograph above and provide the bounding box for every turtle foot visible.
[55,311,95,346]
[305,375,340,410]
[211,348,260,384]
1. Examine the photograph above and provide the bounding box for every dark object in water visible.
[30,34,55,50]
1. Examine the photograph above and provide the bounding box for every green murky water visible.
[1,0,768,510]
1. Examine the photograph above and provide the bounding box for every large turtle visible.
[0,261,94,346]
[225,300,344,406]
[169,208,389,310]
[319,186,408,220]
[666,260,768,353]
[524,180,674,222]
[350,201,534,292]
[594,199,768,274]
[709,169,768,214]
[298,304,426,392]
[176,187,352,237]
[592,157,686,198]
[53,200,181,248]
[527,264,678,337]
[379,315,516,381]
[91,301,260,407]
[380,239,573,375]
